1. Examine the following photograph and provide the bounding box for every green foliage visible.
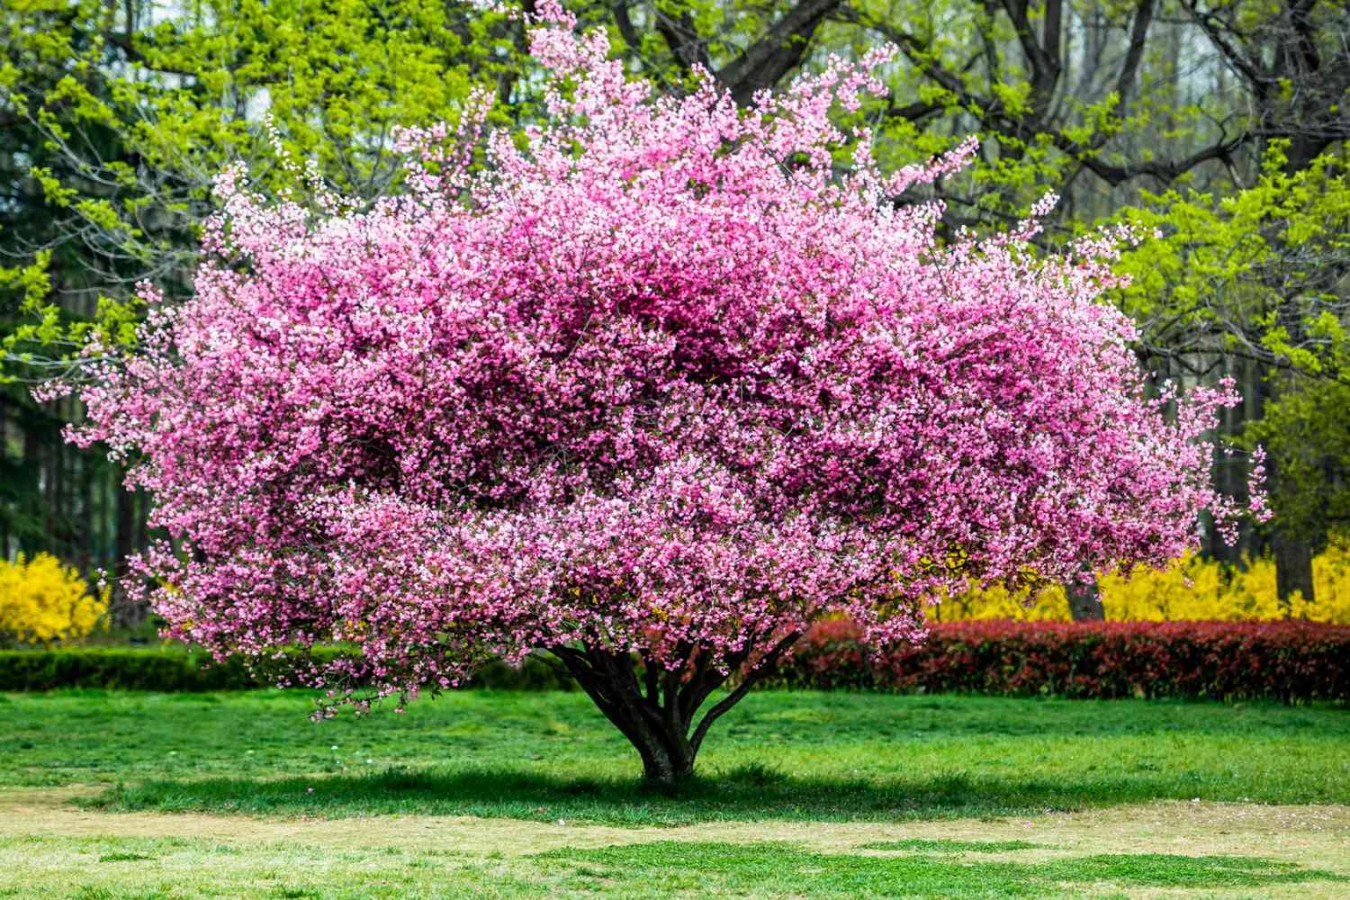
[0,647,573,692]
[0,252,53,346]
[1247,379,1350,543]
[0,0,532,373]
[1114,147,1350,558]
[1115,146,1350,378]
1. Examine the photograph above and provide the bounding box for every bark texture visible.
[548,634,799,786]
[1273,530,1316,609]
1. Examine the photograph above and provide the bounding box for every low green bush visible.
[771,620,1349,702]
[4,621,1344,701]
[0,646,573,692]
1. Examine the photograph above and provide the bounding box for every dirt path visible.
[2,786,1346,869]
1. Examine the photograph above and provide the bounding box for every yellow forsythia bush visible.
[931,543,1350,624]
[0,553,108,646]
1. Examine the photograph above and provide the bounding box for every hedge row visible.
[0,647,572,693]
[2,621,1345,701]
[769,620,1350,702]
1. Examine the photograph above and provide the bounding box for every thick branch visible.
[653,7,713,73]
[689,631,800,753]
[1055,130,1251,186]
[1114,0,1158,109]
[718,0,843,106]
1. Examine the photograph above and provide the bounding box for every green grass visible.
[857,838,1044,852]
[2,689,1348,896]
[2,834,1344,898]
[1,689,1346,825]
[538,842,1343,895]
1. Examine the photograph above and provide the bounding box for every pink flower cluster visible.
[73,4,1238,703]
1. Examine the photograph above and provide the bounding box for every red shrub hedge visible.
[769,620,1349,702]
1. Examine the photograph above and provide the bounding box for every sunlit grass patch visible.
[4,833,1346,899]
[534,841,1345,896]
[858,838,1044,852]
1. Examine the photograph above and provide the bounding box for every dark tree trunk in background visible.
[1067,570,1105,621]
[1273,530,1316,610]
[111,487,142,628]
[0,393,8,557]
[1262,396,1317,611]
[549,634,799,787]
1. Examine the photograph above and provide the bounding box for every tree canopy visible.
[68,6,1247,781]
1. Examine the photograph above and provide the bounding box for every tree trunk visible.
[548,634,799,787]
[634,726,697,786]
[1066,570,1105,621]
[1272,530,1316,611]
[111,485,144,629]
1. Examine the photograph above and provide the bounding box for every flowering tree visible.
[72,4,1244,784]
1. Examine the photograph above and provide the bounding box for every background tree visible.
[1116,149,1350,603]
[599,0,1346,212]
[1248,380,1350,606]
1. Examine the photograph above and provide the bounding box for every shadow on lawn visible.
[86,763,1239,826]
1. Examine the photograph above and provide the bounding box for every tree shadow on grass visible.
[82,763,1265,826]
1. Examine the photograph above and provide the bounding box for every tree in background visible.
[590,0,1346,219]
[1247,379,1350,605]
[71,8,1241,782]
[1117,149,1350,604]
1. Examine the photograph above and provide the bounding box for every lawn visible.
[1,689,1347,897]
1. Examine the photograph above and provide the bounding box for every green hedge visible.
[769,620,1349,702]
[5,621,1345,701]
[0,647,574,692]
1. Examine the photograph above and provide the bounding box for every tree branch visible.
[718,0,843,105]
[1114,0,1158,109]
[689,631,800,753]
[653,7,712,73]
